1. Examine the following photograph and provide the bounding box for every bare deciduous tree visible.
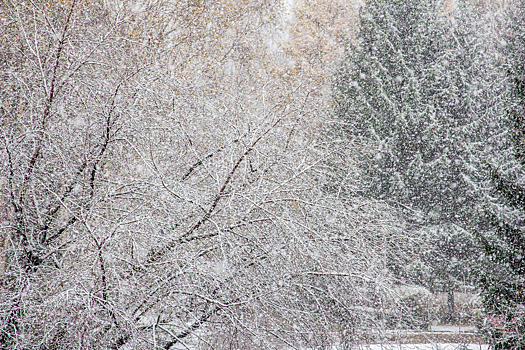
[1,1,411,348]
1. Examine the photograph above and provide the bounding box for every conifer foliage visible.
[476,1,525,348]
[334,0,491,227]
[332,0,496,320]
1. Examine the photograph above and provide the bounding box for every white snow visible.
[356,344,488,350]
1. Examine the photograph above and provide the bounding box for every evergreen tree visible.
[333,0,500,321]
[476,1,525,348]
[334,0,494,227]
[333,0,441,210]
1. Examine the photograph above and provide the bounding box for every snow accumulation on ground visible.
[355,344,489,350]
[169,342,490,350]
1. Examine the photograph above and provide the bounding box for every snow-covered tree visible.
[332,0,502,321]
[475,1,525,348]
[0,1,409,348]
[334,0,496,226]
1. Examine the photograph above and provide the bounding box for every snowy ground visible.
[170,342,489,350]
[356,344,488,350]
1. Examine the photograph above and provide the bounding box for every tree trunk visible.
[446,289,455,323]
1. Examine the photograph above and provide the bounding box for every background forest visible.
[0,0,523,349]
